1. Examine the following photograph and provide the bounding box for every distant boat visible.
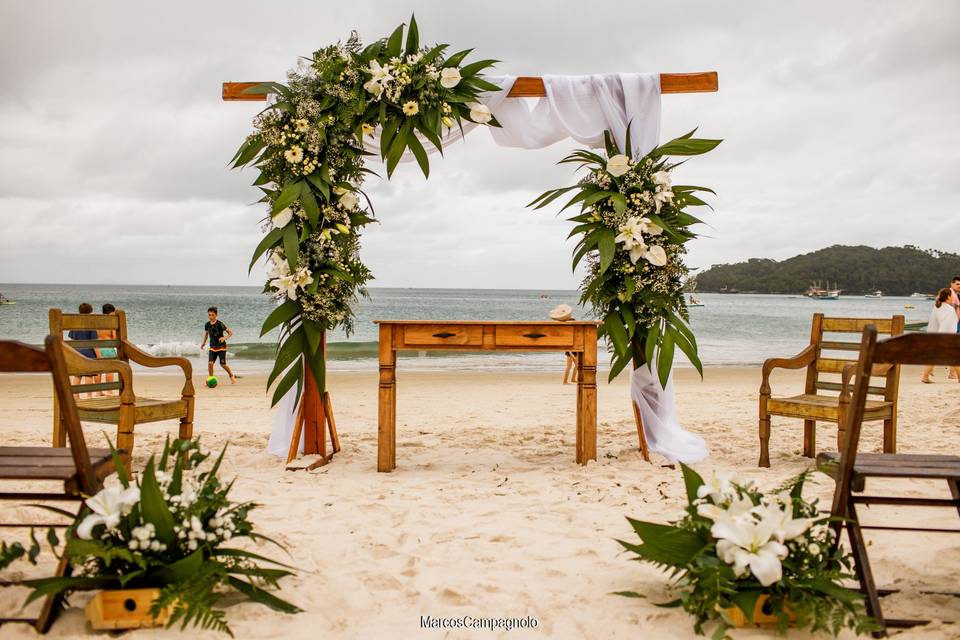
[910,292,927,298]
[719,286,739,294]
[805,281,841,300]
[688,295,704,308]
[864,290,883,298]
[0,293,14,306]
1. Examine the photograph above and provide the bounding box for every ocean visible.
[0,283,931,373]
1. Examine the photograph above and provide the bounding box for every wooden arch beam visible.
[222,71,718,101]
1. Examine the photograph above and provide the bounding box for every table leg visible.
[576,328,598,464]
[378,325,397,472]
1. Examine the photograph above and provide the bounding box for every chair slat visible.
[822,317,895,333]
[816,357,858,374]
[63,339,120,350]
[57,314,120,330]
[820,340,861,352]
[815,381,886,395]
[70,381,123,394]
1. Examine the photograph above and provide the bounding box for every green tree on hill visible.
[696,245,960,295]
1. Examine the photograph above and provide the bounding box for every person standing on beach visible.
[921,288,960,383]
[67,302,99,397]
[201,306,237,384]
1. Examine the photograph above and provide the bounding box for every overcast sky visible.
[1,1,958,289]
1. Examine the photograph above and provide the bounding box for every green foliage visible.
[616,464,877,637]
[696,245,960,295]
[16,437,299,635]
[531,130,720,386]
[231,15,499,407]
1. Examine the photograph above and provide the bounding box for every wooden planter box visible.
[725,594,795,627]
[85,588,172,630]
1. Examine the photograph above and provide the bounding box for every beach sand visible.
[2,365,960,639]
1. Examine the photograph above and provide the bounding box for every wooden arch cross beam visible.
[223,70,718,468]
[223,72,718,101]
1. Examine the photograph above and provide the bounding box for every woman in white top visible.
[921,288,960,383]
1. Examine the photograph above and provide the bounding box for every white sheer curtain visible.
[270,72,708,463]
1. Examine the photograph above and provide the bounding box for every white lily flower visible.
[697,494,757,522]
[439,67,462,88]
[77,485,141,539]
[363,79,383,98]
[653,188,674,212]
[466,102,493,124]
[652,170,672,188]
[606,154,631,177]
[712,515,788,586]
[272,207,293,228]
[367,59,393,84]
[335,188,360,210]
[761,496,814,543]
[267,252,290,279]
[697,471,737,502]
[271,274,299,300]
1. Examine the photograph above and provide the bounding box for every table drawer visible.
[401,324,483,347]
[495,324,575,348]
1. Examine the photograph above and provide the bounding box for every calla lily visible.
[466,102,493,124]
[77,485,141,539]
[338,191,359,210]
[272,208,293,228]
[606,154,631,177]
[643,244,668,266]
[439,67,461,88]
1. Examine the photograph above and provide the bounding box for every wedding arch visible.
[223,16,720,467]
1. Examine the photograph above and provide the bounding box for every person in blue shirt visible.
[67,302,98,396]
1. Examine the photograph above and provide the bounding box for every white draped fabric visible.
[269,72,707,464]
[631,365,708,463]
[364,73,661,159]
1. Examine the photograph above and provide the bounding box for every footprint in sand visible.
[438,587,470,605]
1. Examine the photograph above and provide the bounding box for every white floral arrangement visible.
[616,464,876,637]
[531,130,720,385]
[231,15,499,405]
[16,438,299,635]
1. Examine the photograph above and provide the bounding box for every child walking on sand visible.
[921,288,960,383]
[201,306,237,384]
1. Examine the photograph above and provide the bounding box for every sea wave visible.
[136,341,385,361]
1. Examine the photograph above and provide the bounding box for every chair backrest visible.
[831,328,960,519]
[0,337,100,494]
[49,308,129,397]
[806,313,905,401]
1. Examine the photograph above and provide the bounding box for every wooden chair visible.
[0,337,129,633]
[817,326,960,636]
[49,309,194,458]
[758,314,904,467]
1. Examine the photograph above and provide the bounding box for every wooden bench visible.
[49,309,194,458]
[817,327,960,636]
[758,313,904,467]
[0,337,129,633]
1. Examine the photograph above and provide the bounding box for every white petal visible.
[748,549,784,586]
[76,514,105,540]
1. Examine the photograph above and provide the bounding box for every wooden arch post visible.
[223,71,718,466]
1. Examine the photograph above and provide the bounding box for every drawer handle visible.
[432,331,457,338]
[523,332,547,339]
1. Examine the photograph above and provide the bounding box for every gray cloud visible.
[1,0,958,288]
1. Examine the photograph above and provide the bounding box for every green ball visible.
[206,376,219,388]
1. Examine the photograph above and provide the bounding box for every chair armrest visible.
[61,345,135,402]
[122,341,194,397]
[760,344,817,395]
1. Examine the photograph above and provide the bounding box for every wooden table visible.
[374,320,600,472]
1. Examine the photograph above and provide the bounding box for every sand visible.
[1,365,960,639]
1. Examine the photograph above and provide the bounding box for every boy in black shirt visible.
[201,306,237,384]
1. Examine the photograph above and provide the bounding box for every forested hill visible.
[696,245,960,295]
